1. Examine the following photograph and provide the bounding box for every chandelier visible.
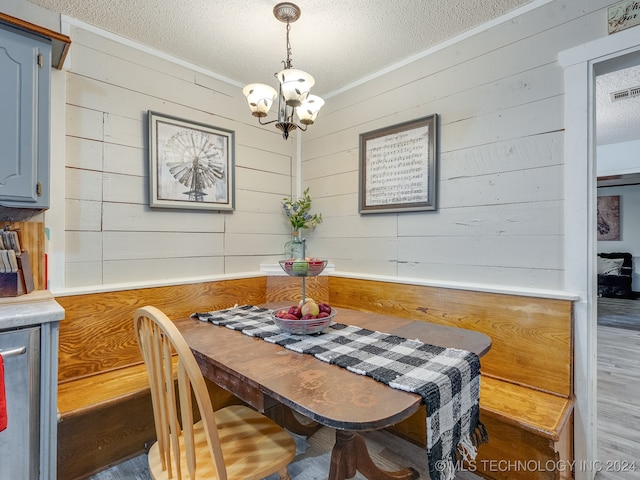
[242,2,324,140]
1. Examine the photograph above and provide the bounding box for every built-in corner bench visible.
[328,276,574,480]
[55,274,573,480]
[54,277,268,480]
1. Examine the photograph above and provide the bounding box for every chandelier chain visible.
[284,21,293,70]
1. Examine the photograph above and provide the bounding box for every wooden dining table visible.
[175,303,491,480]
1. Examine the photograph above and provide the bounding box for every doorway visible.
[560,28,640,480]
[594,51,640,479]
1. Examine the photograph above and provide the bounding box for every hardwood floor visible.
[87,425,480,480]
[85,454,150,480]
[597,324,640,480]
[597,297,640,331]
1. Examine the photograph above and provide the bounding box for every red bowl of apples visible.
[272,300,336,335]
[279,258,328,277]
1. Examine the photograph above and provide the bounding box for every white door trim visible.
[559,27,640,480]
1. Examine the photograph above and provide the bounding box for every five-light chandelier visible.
[242,2,324,140]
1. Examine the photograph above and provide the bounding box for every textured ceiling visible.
[26,0,535,96]
[596,63,640,146]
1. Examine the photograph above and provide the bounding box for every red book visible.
[0,354,6,431]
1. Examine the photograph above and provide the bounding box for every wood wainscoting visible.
[266,274,329,303]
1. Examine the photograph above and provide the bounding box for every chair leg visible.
[277,467,291,480]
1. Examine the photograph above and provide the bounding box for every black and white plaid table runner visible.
[192,305,487,480]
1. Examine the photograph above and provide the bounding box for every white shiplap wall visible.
[62,25,296,288]
[301,0,614,290]
[50,0,616,293]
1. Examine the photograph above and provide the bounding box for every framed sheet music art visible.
[148,111,235,211]
[359,114,438,214]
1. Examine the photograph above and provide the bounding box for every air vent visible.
[610,86,640,102]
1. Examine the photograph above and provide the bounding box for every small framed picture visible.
[359,114,438,214]
[148,111,235,211]
[597,195,620,241]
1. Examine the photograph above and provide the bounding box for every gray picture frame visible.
[597,195,621,241]
[148,111,235,211]
[359,114,438,214]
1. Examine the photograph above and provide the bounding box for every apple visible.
[318,303,332,314]
[292,258,309,275]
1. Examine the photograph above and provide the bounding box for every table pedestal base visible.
[267,404,324,437]
[328,430,420,480]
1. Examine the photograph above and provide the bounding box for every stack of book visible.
[0,229,21,274]
[0,228,34,297]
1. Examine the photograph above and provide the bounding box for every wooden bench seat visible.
[57,358,242,480]
[325,276,575,480]
[476,376,574,480]
[480,376,574,442]
[58,362,160,416]
[57,363,164,480]
[54,273,574,480]
[55,277,268,480]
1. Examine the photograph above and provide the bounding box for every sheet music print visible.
[365,125,430,206]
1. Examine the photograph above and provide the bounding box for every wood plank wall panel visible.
[297,0,609,289]
[61,25,295,289]
[56,276,266,382]
[328,277,573,396]
[27,0,612,295]
[265,275,329,304]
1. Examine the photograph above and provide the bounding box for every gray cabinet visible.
[0,291,64,480]
[0,326,40,480]
[0,23,51,209]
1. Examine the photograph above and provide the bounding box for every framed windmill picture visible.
[148,111,235,211]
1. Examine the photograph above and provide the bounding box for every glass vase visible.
[284,230,305,259]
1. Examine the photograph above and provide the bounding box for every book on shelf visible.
[0,227,34,297]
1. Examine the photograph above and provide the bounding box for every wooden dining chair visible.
[134,306,296,480]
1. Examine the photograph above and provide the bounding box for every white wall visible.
[0,5,308,290]
[598,184,640,289]
[597,139,640,176]
[7,0,614,294]
[59,23,301,288]
[301,0,613,292]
